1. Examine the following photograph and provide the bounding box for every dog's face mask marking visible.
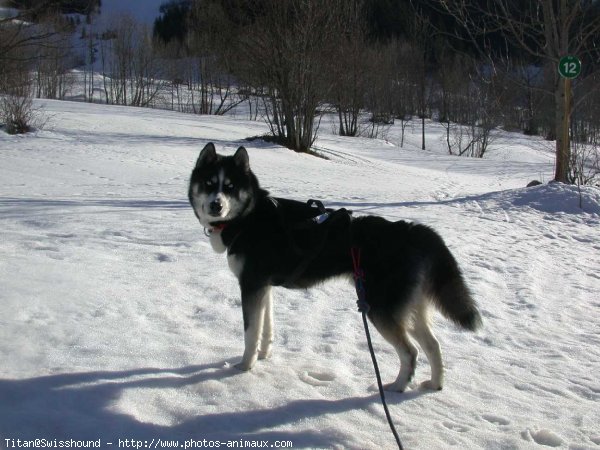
[189,143,252,228]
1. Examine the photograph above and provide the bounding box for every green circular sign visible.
[558,55,581,79]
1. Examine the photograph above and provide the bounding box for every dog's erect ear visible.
[196,142,217,168]
[233,146,250,172]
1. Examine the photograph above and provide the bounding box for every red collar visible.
[211,223,228,232]
[204,222,228,237]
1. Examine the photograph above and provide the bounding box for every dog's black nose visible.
[209,199,223,215]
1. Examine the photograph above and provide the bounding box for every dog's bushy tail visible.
[418,226,482,332]
[432,273,482,331]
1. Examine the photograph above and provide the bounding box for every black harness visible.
[275,199,351,287]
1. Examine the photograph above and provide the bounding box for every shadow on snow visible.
[0,362,426,448]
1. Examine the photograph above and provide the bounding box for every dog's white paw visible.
[234,360,254,371]
[383,381,408,393]
[257,347,272,360]
[420,379,443,391]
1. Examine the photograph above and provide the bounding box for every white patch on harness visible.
[313,212,330,224]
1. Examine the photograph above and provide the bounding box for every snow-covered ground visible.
[1,99,599,449]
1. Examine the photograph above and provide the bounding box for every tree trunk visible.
[554,77,572,182]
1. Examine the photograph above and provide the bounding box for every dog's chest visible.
[227,253,244,279]
[209,230,227,253]
[209,229,244,279]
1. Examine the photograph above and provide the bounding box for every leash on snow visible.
[304,201,403,448]
[351,247,404,450]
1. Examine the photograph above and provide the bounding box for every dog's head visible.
[188,143,258,228]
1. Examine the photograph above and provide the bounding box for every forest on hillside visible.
[1,0,599,184]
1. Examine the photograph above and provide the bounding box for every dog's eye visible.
[225,183,234,190]
[205,180,214,187]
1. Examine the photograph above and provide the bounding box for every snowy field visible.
[1,99,599,449]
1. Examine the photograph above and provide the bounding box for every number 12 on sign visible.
[558,56,581,79]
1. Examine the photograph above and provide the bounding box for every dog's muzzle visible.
[209,199,223,215]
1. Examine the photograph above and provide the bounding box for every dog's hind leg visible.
[236,286,269,371]
[410,304,444,390]
[258,287,273,360]
[370,314,418,392]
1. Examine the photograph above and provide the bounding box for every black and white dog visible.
[188,143,481,391]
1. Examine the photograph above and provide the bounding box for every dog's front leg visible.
[235,286,269,371]
[258,286,273,360]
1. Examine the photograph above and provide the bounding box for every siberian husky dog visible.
[188,142,481,392]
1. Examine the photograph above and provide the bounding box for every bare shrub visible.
[569,141,600,187]
[1,94,34,134]
[0,60,43,135]
[443,121,495,158]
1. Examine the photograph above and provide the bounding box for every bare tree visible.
[184,1,242,115]
[327,0,369,137]
[390,40,419,147]
[32,14,76,100]
[361,43,397,139]
[99,15,164,107]
[435,50,503,158]
[0,3,71,133]
[234,0,345,152]
[402,12,436,150]
[0,2,64,65]
[431,0,600,182]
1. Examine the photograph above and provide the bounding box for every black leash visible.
[351,247,404,450]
